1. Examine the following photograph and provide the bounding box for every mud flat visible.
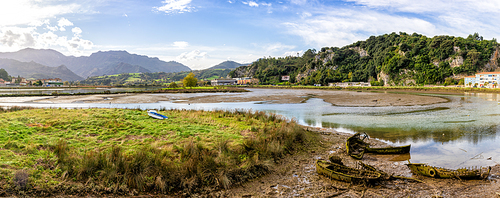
[199,127,500,198]
[31,88,448,107]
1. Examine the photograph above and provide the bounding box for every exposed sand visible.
[30,88,448,107]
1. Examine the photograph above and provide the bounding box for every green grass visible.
[0,108,316,196]
[162,87,220,90]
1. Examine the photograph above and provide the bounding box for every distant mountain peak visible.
[208,60,248,70]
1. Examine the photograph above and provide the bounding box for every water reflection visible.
[0,87,158,95]
[0,90,500,168]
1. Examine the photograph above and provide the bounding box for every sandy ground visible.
[29,89,448,107]
[195,127,500,198]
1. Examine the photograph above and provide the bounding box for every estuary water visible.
[1,89,499,169]
[0,87,157,95]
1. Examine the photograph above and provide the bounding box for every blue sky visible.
[1,0,499,70]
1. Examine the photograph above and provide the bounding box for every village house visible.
[464,72,500,88]
[11,77,27,85]
[211,79,237,86]
[233,77,259,85]
[42,78,63,87]
[329,82,371,87]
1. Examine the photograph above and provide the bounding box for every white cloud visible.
[283,50,303,57]
[46,25,59,32]
[301,12,312,18]
[72,27,82,36]
[57,18,73,28]
[154,0,195,14]
[262,43,296,52]
[173,41,189,48]
[0,0,81,26]
[282,8,438,48]
[345,0,500,14]
[0,25,93,56]
[278,0,500,48]
[290,0,307,5]
[243,1,259,7]
[176,50,208,61]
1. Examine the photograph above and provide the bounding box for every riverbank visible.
[30,88,449,107]
[0,108,317,197]
[242,85,500,94]
[205,127,500,198]
[0,87,247,98]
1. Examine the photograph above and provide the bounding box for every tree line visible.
[232,32,497,86]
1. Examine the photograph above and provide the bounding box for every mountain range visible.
[0,59,83,81]
[0,48,191,81]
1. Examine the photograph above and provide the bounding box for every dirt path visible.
[195,127,500,198]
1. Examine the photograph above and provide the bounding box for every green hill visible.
[80,68,233,86]
[0,59,83,81]
[230,32,499,86]
[208,61,248,70]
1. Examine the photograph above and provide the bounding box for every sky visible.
[1,0,500,70]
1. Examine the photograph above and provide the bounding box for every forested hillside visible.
[80,69,232,86]
[230,32,499,86]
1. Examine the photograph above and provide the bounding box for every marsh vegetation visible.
[0,108,317,196]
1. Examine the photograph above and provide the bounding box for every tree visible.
[34,80,43,86]
[169,81,178,88]
[182,72,198,87]
[0,69,9,81]
[458,79,464,86]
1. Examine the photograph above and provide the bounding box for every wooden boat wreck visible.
[346,133,369,160]
[406,163,491,179]
[346,133,411,159]
[316,160,381,184]
[366,144,411,154]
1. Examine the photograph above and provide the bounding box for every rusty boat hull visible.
[406,163,491,179]
[316,160,381,183]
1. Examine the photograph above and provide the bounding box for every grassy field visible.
[0,108,316,196]
[162,86,221,90]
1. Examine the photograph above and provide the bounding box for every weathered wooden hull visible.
[406,163,491,179]
[316,160,381,183]
[346,133,368,160]
[365,144,411,154]
[346,133,411,159]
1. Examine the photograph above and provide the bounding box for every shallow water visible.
[1,90,499,169]
[0,87,157,95]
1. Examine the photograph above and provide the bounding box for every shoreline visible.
[212,126,500,197]
[26,88,450,107]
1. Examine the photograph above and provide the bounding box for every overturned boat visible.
[316,160,381,183]
[346,133,411,159]
[406,163,491,179]
[147,110,168,120]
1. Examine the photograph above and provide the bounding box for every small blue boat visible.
[147,110,168,119]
